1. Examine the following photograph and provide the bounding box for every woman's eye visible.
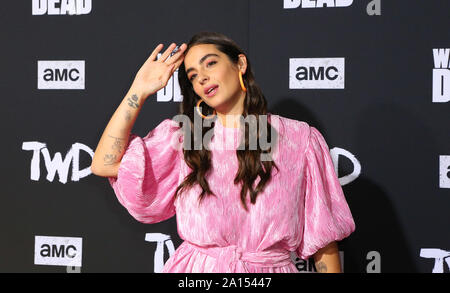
[189,61,216,82]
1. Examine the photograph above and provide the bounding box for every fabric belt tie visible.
[185,241,292,273]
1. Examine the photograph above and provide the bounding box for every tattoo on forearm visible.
[108,134,125,153]
[125,110,132,121]
[127,94,139,109]
[103,154,117,165]
[316,261,328,273]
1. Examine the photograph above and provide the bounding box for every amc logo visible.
[289,57,345,89]
[34,236,82,267]
[37,60,85,89]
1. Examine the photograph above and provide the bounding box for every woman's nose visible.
[198,73,209,84]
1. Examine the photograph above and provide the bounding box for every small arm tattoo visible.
[125,110,132,121]
[103,154,117,165]
[316,261,328,273]
[107,134,125,153]
[127,94,140,109]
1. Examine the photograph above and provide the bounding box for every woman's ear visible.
[238,54,248,75]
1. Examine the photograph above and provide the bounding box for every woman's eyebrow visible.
[186,53,219,75]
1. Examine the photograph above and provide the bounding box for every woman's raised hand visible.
[130,43,187,100]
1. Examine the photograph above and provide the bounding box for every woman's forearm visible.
[313,241,342,273]
[90,44,187,178]
[90,87,146,177]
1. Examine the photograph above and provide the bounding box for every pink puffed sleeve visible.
[296,126,355,260]
[108,118,183,224]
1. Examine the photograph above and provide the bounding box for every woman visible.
[91,31,355,273]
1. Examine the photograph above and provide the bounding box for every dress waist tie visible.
[185,241,292,273]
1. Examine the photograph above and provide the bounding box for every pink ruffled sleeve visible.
[296,126,355,260]
[108,118,183,224]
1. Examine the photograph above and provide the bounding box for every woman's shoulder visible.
[268,113,311,137]
[144,117,181,133]
[141,117,184,146]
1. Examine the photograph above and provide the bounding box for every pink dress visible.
[108,113,355,273]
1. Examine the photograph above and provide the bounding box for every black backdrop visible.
[1,0,449,273]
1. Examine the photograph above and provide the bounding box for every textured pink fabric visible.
[108,113,355,273]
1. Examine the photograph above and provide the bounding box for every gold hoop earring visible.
[239,71,247,92]
[196,99,216,119]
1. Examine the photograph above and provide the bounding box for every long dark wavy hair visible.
[174,31,279,211]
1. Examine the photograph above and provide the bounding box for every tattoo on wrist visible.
[103,154,117,165]
[127,94,140,109]
[316,261,328,273]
